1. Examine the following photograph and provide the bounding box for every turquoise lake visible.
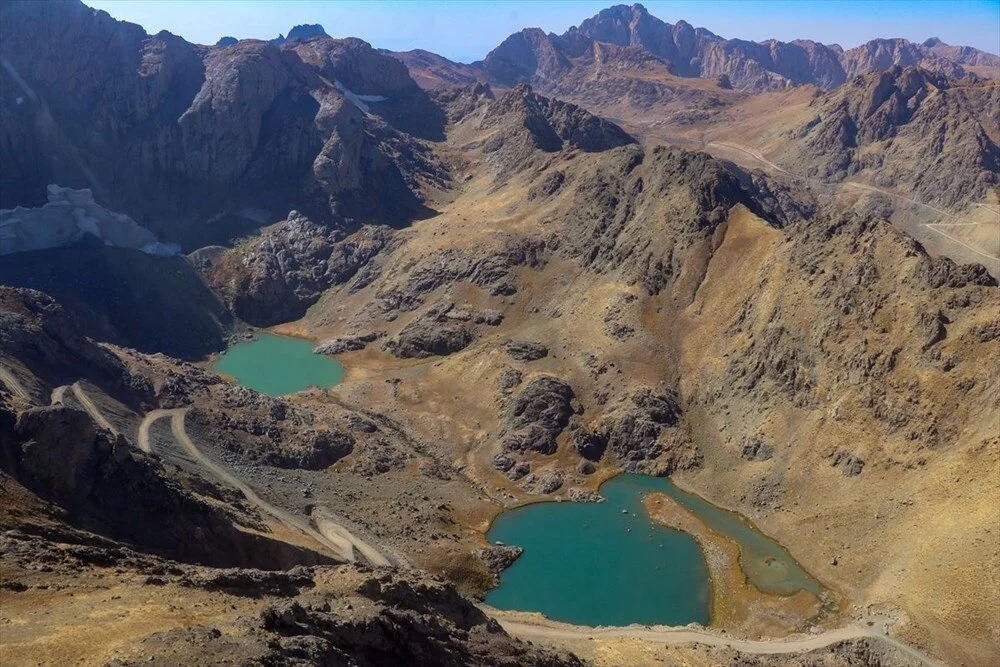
[213,333,345,396]
[485,473,820,626]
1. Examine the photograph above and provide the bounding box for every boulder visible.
[500,376,575,455]
[505,340,549,361]
[384,319,474,359]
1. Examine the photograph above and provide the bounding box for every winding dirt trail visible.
[138,407,391,567]
[70,382,117,434]
[0,365,30,402]
[136,408,174,454]
[493,615,940,666]
[20,372,940,662]
[707,141,794,177]
[312,505,392,567]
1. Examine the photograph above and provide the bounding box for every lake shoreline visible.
[485,473,839,635]
[211,332,345,396]
[644,492,828,638]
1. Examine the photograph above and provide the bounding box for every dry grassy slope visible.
[627,71,1000,275]
[670,208,1000,666]
[292,150,649,494]
[285,113,999,663]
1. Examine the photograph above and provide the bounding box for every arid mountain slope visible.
[198,82,996,664]
[0,0,437,248]
[784,66,1000,208]
[0,242,232,359]
[631,65,1000,273]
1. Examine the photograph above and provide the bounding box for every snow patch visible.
[334,80,387,113]
[0,185,179,257]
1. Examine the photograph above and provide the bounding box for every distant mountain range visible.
[389,3,999,93]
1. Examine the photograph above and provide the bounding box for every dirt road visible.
[493,614,940,666]
[312,505,392,567]
[705,140,999,270]
[0,365,30,402]
[136,408,174,454]
[137,407,391,567]
[70,382,117,434]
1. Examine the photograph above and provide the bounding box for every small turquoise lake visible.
[213,333,344,396]
[485,473,820,626]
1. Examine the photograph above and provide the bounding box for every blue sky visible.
[85,0,1000,62]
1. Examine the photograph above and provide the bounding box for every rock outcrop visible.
[197,212,391,326]
[384,314,475,359]
[480,84,635,159]
[505,340,549,361]
[786,66,1000,207]
[293,36,446,139]
[500,376,576,455]
[314,331,384,355]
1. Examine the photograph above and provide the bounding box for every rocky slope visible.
[784,66,1000,207]
[923,37,1000,68]
[0,243,233,359]
[0,281,583,662]
[0,0,437,249]
[1,513,582,666]
[272,86,998,663]
[292,36,446,140]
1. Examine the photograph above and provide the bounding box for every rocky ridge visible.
[392,3,997,95]
[785,66,1000,207]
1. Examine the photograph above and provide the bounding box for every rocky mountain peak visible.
[481,84,635,156]
[287,23,328,42]
[470,3,995,94]
[291,35,445,138]
[789,64,998,207]
[483,27,570,85]
[271,23,329,45]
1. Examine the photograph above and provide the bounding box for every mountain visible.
[0,1,436,249]
[1,2,999,666]
[387,48,487,90]
[284,23,329,43]
[394,3,997,94]
[784,66,1000,208]
[923,37,1000,68]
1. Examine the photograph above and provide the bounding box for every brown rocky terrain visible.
[783,67,1000,208]
[626,66,1000,275]
[252,83,995,664]
[1,2,998,666]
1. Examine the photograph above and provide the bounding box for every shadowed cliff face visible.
[0,243,233,359]
[0,0,439,249]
